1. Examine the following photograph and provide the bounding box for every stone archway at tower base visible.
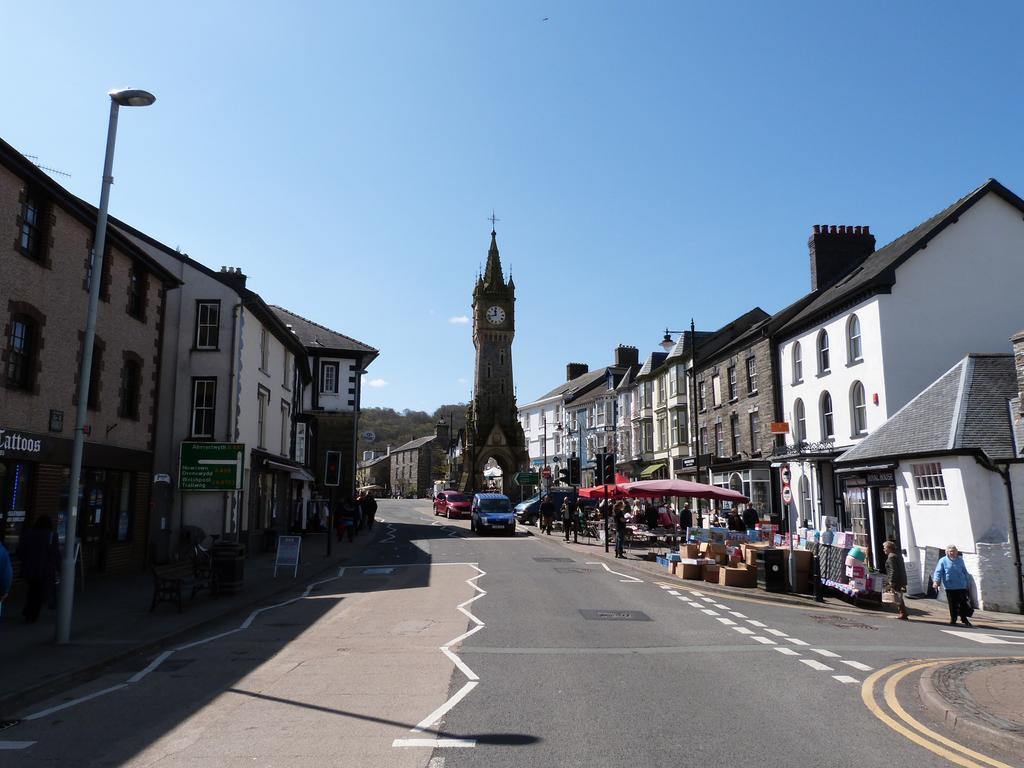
[460,447,527,497]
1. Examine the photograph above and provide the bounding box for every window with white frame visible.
[190,378,216,438]
[657,416,667,449]
[194,301,220,349]
[320,361,339,394]
[793,399,806,442]
[847,314,862,364]
[792,341,803,384]
[260,327,269,371]
[676,365,687,397]
[283,350,292,389]
[714,422,724,456]
[798,475,811,522]
[257,387,269,448]
[699,426,708,454]
[727,366,737,400]
[817,330,830,374]
[668,367,677,397]
[850,381,867,436]
[912,463,947,501]
[730,413,740,456]
[820,391,834,439]
[280,401,291,456]
[746,357,757,394]
[712,374,722,406]
[749,410,760,453]
[698,381,707,411]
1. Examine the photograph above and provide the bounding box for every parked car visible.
[471,493,516,536]
[433,490,472,519]
[514,488,593,525]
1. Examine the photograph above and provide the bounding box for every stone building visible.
[390,423,448,497]
[0,137,179,574]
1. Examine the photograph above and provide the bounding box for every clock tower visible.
[459,227,528,494]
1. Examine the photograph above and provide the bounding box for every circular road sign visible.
[542,466,552,478]
[362,431,376,442]
[782,486,793,504]
[780,466,791,485]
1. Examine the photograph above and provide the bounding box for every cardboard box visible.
[719,565,757,588]
[744,548,761,567]
[702,563,720,583]
[679,544,700,559]
[699,542,728,556]
[679,562,703,579]
[728,555,744,568]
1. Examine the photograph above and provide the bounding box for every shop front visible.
[0,425,152,575]
[710,461,774,524]
[835,466,899,571]
[247,452,312,553]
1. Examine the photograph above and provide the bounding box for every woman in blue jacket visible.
[932,545,972,627]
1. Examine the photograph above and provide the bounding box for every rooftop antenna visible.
[23,154,71,179]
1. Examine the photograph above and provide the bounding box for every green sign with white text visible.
[179,442,245,491]
[514,471,539,486]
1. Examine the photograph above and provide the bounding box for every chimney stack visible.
[219,265,248,291]
[808,225,875,291]
[566,362,589,382]
[614,345,639,368]
[435,420,449,444]
[1012,331,1024,416]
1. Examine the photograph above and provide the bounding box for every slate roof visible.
[636,352,669,380]
[271,306,378,359]
[665,330,715,360]
[778,179,1024,338]
[837,354,1018,465]
[392,435,438,453]
[531,366,609,403]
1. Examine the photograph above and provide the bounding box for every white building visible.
[836,343,1024,614]
[774,179,1024,570]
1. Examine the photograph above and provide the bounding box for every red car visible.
[433,490,471,519]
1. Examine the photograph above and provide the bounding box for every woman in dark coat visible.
[17,515,60,622]
[883,540,909,620]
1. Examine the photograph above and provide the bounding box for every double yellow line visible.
[861,657,1021,768]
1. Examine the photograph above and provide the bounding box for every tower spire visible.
[483,220,504,287]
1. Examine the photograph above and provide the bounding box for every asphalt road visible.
[4,499,1021,768]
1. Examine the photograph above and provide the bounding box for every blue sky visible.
[4,2,1022,412]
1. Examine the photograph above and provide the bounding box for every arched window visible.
[793,399,806,442]
[820,391,834,439]
[847,315,862,363]
[798,475,811,522]
[817,330,830,374]
[5,315,35,390]
[851,381,867,436]
[792,341,803,384]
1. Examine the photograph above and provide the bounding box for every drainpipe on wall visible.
[223,302,242,540]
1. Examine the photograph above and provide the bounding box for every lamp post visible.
[661,319,702,527]
[57,88,156,644]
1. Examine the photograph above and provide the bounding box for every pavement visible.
[527,519,1024,761]
[0,527,377,715]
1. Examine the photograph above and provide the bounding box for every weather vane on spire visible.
[488,210,500,233]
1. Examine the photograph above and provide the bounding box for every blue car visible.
[470,493,516,536]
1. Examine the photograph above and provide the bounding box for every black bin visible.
[762,549,787,593]
[212,542,246,594]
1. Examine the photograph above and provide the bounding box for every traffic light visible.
[558,465,571,485]
[602,452,616,485]
[567,456,581,485]
[324,450,341,486]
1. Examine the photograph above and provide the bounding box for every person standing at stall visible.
[932,545,972,626]
[560,499,574,541]
[883,540,909,620]
[613,501,628,558]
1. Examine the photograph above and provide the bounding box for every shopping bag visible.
[961,593,975,617]
[881,589,897,604]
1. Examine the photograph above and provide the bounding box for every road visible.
[4,499,1022,768]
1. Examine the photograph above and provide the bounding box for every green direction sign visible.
[514,471,539,486]
[179,442,245,491]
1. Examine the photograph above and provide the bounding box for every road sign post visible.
[514,471,539,486]
[179,443,245,491]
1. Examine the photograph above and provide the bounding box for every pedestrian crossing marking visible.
[941,629,1024,645]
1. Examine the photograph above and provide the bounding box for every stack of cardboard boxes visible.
[672,542,756,587]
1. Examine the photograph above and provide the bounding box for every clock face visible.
[486,306,506,325]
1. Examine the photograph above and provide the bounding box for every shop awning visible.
[638,462,666,478]
[264,460,315,482]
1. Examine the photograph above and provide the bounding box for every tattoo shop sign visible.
[0,427,44,459]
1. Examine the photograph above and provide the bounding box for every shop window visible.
[844,484,869,549]
[912,462,947,502]
[820,391,834,439]
[0,460,33,550]
[194,301,220,349]
[793,399,806,442]
[191,377,217,438]
[792,341,803,384]
[850,381,867,436]
[817,330,830,374]
[5,315,36,390]
[847,314,862,364]
[119,357,142,420]
[746,356,757,394]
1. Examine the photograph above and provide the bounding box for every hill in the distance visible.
[357,404,467,458]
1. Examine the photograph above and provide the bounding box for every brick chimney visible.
[219,266,247,291]
[435,420,449,444]
[1012,330,1024,415]
[808,225,875,291]
[614,345,639,368]
[566,363,589,381]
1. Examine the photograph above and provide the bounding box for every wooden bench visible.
[150,548,214,612]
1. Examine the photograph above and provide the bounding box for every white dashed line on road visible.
[810,648,840,658]
[775,647,800,656]
[0,741,37,750]
[800,659,834,672]
[701,609,720,616]
[729,611,747,618]
[832,675,859,684]
[752,636,776,645]
[786,638,810,646]
[840,660,873,671]
[667,590,681,596]
[732,626,755,635]
[701,597,716,602]
[765,628,788,637]
[746,620,767,627]
[716,617,737,625]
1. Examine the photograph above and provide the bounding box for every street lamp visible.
[56,88,156,644]
[661,319,703,527]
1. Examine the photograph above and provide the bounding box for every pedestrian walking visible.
[613,501,628,558]
[539,495,555,535]
[883,540,909,620]
[362,493,378,530]
[0,539,12,613]
[742,505,759,530]
[560,499,574,541]
[16,515,60,623]
[932,544,972,626]
[337,499,357,543]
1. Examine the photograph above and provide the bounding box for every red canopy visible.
[578,483,631,499]
[622,478,749,503]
